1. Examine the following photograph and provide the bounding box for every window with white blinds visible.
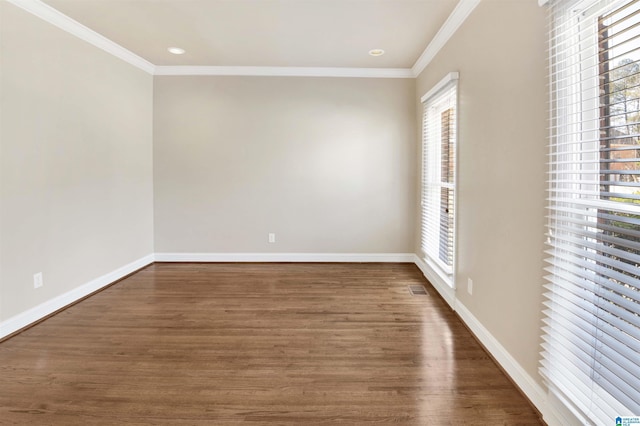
[543,0,640,423]
[420,73,458,286]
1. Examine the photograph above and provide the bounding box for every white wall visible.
[153,76,416,254]
[0,2,154,323]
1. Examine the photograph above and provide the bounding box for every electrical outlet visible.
[268,233,276,243]
[467,278,473,295]
[34,272,43,289]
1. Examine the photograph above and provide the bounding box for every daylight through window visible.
[543,0,640,423]
[420,73,458,287]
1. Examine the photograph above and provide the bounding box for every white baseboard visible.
[0,253,155,339]
[413,257,572,425]
[413,255,456,309]
[0,250,575,426]
[154,252,416,263]
[0,251,410,340]
[454,301,568,426]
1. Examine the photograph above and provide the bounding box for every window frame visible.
[420,72,459,288]
[543,0,640,422]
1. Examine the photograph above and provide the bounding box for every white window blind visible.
[543,0,640,423]
[421,73,458,285]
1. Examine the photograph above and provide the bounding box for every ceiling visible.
[40,0,459,69]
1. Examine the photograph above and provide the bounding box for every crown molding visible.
[154,66,415,78]
[9,0,475,79]
[411,0,481,77]
[5,0,156,74]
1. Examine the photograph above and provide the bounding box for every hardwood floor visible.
[0,263,542,425]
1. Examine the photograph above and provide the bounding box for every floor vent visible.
[408,285,428,296]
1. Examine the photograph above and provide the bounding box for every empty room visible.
[1,0,638,424]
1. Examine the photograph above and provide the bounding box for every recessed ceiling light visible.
[369,49,385,57]
[168,47,185,55]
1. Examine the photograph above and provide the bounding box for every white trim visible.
[154,252,416,263]
[0,254,155,339]
[0,249,577,426]
[153,66,414,79]
[454,301,572,426]
[6,0,156,74]
[413,255,456,309]
[5,0,480,79]
[420,71,459,103]
[413,255,574,425]
[538,0,549,6]
[411,0,481,77]
[455,302,547,415]
[545,390,590,426]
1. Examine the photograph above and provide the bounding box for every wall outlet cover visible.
[34,272,43,289]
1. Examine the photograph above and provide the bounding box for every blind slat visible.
[543,0,640,422]
[420,77,457,280]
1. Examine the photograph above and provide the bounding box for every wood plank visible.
[0,263,542,425]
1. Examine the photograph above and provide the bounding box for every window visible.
[543,0,640,423]
[420,72,458,287]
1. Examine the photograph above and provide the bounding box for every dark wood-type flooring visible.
[0,263,542,425]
